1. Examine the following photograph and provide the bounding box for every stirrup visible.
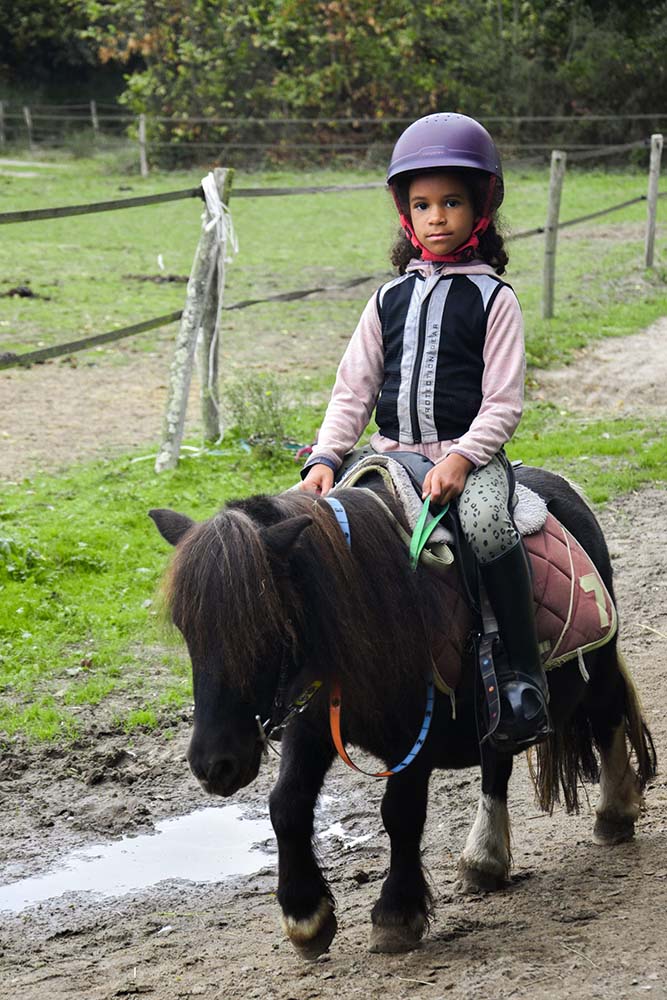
[488,671,553,753]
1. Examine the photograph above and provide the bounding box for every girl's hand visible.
[422,453,473,505]
[298,463,335,496]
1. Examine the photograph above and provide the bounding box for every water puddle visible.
[0,804,274,915]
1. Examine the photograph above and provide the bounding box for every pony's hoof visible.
[284,901,337,960]
[593,813,635,845]
[457,859,507,894]
[368,918,425,954]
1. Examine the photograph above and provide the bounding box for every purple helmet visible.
[387,113,504,207]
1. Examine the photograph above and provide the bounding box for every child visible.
[299,113,551,752]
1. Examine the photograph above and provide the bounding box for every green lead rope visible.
[409,497,450,571]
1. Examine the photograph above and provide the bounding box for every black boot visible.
[480,541,552,752]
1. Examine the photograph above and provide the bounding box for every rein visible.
[324,494,437,778]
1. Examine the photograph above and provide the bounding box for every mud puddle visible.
[0,804,274,915]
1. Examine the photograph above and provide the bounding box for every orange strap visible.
[329,680,393,778]
[329,676,435,779]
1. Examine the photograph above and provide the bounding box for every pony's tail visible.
[531,649,656,814]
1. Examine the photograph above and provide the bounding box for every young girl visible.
[299,112,551,752]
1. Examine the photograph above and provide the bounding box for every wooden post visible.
[23,106,33,152]
[0,102,5,147]
[138,114,148,177]
[645,133,663,269]
[90,100,99,140]
[196,168,234,442]
[542,149,567,320]
[155,169,234,472]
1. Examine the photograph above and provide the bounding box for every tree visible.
[0,0,94,84]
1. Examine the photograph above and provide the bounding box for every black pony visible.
[150,466,655,957]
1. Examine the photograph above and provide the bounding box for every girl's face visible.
[408,173,475,255]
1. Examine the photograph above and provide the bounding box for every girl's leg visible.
[456,453,551,752]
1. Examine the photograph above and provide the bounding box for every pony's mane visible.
[164,488,439,717]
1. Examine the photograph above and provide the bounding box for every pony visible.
[150,465,656,958]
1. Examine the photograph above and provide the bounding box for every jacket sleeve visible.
[305,293,385,470]
[447,285,525,468]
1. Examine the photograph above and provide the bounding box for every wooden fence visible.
[0,140,664,469]
[2,104,666,172]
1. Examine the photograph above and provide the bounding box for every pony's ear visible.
[149,508,195,546]
[261,515,313,558]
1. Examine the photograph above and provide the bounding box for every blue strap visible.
[324,496,351,547]
[386,679,435,775]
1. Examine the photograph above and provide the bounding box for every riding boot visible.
[480,540,553,752]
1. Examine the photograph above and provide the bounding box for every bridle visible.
[254,618,322,747]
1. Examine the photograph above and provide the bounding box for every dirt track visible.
[1,323,667,999]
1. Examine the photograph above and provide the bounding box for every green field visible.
[1,152,666,741]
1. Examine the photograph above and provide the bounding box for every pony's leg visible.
[593,720,642,845]
[368,763,432,954]
[587,650,646,845]
[269,723,337,960]
[458,742,513,892]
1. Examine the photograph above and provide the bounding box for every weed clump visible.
[224,373,295,459]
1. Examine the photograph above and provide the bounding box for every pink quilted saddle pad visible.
[524,511,617,669]
[431,511,617,693]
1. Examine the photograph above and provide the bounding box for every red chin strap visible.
[392,175,496,264]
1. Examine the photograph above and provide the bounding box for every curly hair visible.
[389,168,509,276]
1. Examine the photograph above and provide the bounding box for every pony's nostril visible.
[208,756,238,784]
[187,743,241,792]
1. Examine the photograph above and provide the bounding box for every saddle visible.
[335,451,617,694]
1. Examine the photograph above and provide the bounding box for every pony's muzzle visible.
[187,744,243,797]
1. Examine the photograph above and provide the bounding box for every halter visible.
[255,620,322,747]
[323,494,436,778]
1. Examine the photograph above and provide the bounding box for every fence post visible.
[196,167,234,442]
[542,149,567,320]
[23,106,33,152]
[138,114,149,177]
[155,170,232,472]
[0,101,5,147]
[90,100,99,140]
[645,133,663,269]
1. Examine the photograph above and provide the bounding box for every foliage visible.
[62,0,667,158]
[0,0,94,82]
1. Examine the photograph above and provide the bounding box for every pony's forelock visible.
[164,506,285,692]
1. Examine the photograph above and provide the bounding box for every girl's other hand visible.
[422,453,473,505]
[298,463,335,496]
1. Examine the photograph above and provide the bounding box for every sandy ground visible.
[1,321,667,999]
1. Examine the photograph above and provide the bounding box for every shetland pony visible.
[150,466,655,957]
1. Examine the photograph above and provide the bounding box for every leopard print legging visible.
[455,451,520,565]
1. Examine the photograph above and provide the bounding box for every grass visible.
[1,149,666,741]
[0,437,307,742]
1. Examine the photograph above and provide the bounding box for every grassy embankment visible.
[1,153,666,740]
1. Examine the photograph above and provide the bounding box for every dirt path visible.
[1,323,667,999]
